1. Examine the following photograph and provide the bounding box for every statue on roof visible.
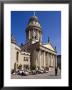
[11,34,16,44]
[48,36,50,43]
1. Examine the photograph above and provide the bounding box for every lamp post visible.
[55,46,57,76]
[55,46,57,68]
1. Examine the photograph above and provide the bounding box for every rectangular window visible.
[24,57,28,61]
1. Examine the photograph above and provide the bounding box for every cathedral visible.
[11,14,57,73]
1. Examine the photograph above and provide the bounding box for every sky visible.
[11,11,61,55]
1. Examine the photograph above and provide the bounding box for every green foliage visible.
[18,64,22,70]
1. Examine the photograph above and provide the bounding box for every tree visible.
[18,64,22,70]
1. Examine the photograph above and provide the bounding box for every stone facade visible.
[11,40,30,72]
[11,15,57,72]
[22,42,57,70]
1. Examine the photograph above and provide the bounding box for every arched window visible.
[16,52,19,62]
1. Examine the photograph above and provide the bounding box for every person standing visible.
[55,67,58,76]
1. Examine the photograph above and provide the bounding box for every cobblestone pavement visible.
[11,69,61,79]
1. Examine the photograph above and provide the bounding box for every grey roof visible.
[28,16,38,22]
[27,16,41,29]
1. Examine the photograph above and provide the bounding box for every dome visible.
[11,35,16,44]
[27,16,41,28]
[28,16,38,22]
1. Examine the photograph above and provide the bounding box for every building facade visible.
[11,15,57,72]
[11,36,30,72]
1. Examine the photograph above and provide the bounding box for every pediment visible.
[43,43,55,51]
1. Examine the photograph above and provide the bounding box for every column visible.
[43,51,46,68]
[48,53,50,67]
[43,51,44,67]
[38,31,39,41]
[22,64,24,70]
[51,54,53,67]
[53,55,55,67]
[45,52,47,67]
[29,57,30,70]
[38,50,41,69]
[48,53,50,68]
[32,50,36,67]
[46,53,48,68]
[41,51,44,68]
[40,34,42,43]
[40,51,42,68]
[36,50,38,69]
[29,30,30,40]
[50,54,51,66]
[47,53,49,68]
[51,54,52,66]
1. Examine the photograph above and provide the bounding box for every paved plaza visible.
[11,69,61,79]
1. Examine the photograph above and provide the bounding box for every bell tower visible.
[26,12,42,44]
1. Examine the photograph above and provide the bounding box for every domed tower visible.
[26,14,42,44]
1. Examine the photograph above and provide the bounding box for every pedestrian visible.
[55,67,58,76]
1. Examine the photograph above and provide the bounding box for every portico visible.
[30,42,57,70]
